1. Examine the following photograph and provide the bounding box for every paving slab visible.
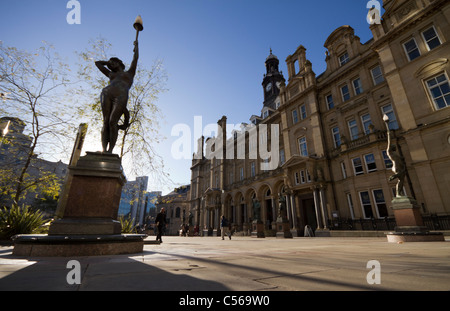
[0,236,449,294]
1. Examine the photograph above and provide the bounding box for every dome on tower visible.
[266,49,278,61]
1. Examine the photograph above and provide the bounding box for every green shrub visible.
[0,205,46,240]
[119,216,136,234]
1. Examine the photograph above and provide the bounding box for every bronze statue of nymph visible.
[384,114,406,197]
[95,16,143,154]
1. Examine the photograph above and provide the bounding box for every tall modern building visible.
[189,0,450,236]
[118,176,149,226]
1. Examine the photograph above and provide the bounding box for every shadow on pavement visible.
[0,254,229,291]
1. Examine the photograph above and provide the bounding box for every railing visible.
[329,214,450,231]
[423,214,450,231]
[328,130,389,158]
[329,217,396,231]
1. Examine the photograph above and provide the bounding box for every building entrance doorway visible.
[301,198,317,233]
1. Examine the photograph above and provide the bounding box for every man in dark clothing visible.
[155,208,166,243]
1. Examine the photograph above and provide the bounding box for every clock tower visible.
[262,49,285,109]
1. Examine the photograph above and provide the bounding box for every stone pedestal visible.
[276,217,292,238]
[13,152,146,256]
[386,197,444,243]
[251,221,265,238]
[49,152,125,235]
[12,234,146,257]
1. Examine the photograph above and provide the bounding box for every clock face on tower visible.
[266,82,272,92]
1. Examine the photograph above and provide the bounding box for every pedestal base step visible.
[12,234,146,257]
[386,231,445,243]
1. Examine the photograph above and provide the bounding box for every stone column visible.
[313,187,323,229]
[271,197,276,228]
[290,195,296,229]
[319,187,329,229]
[286,194,292,224]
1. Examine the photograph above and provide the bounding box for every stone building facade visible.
[156,185,191,236]
[189,0,450,236]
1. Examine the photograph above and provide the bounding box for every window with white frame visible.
[371,65,384,85]
[348,119,359,140]
[292,109,299,124]
[300,104,307,120]
[251,162,256,177]
[341,84,351,101]
[294,172,300,185]
[332,126,341,148]
[300,170,306,183]
[361,113,372,135]
[326,94,334,110]
[381,104,399,130]
[372,189,388,218]
[352,78,363,95]
[339,52,350,66]
[403,38,421,61]
[263,110,269,119]
[306,169,311,182]
[364,153,377,173]
[359,191,374,218]
[298,137,308,156]
[426,73,450,110]
[352,157,364,176]
[422,26,441,51]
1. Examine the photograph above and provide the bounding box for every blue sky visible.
[1,0,378,194]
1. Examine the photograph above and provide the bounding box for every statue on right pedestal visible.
[383,114,406,197]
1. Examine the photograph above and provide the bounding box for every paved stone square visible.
[0,236,449,292]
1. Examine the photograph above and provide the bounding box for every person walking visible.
[155,208,166,243]
[220,215,231,240]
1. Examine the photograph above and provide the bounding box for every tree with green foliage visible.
[0,41,76,207]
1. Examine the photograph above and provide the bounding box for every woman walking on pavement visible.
[220,215,231,240]
[155,208,166,243]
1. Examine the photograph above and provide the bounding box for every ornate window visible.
[298,137,308,156]
[339,52,350,66]
[403,38,421,61]
[371,65,384,85]
[422,26,441,51]
[341,84,350,101]
[426,73,450,110]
